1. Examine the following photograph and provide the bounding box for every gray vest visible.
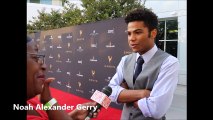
[121,49,169,120]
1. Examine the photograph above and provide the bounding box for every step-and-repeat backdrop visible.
[30,17,132,109]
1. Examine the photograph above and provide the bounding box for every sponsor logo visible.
[108,56,112,63]
[90,56,98,62]
[105,76,111,82]
[56,68,62,73]
[77,71,83,77]
[78,60,82,64]
[58,35,61,39]
[104,56,116,68]
[66,58,71,63]
[66,82,71,88]
[67,34,72,39]
[57,81,61,85]
[77,46,84,52]
[49,35,53,40]
[91,70,95,77]
[49,54,53,59]
[56,54,62,63]
[57,44,62,48]
[107,29,114,34]
[67,72,71,76]
[106,41,115,48]
[90,30,99,36]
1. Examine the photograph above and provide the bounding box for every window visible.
[30,0,40,3]
[40,0,52,5]
[156,18,178,57]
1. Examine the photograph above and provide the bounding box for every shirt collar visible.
[136,44,158,63]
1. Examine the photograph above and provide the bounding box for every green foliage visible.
[81,0,145,23]
[27,0,145,34]
[27,8,65,33]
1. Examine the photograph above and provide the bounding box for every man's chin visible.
[132,49,139,53]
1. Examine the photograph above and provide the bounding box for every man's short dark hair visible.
[125,8,158,32]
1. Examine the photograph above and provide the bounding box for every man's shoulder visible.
[157,49,178,62]
[164,55,179,65]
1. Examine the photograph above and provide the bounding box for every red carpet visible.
[50,87,122,120]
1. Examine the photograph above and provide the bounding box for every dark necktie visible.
[133,56,144,84]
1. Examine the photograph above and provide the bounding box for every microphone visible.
[85,86,112,120]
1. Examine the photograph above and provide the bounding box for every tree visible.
[27,0,146,33]
[27,2,83,33]
[27,8,65,33]
[81,0,145,23]
[62,2,85,26]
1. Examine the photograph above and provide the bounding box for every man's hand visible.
[133,89,151,109]
[133,101,139,108]
[40,77,55,104]
[118,89,151,103]
[143,89,151,98]
[120,81,129,89]
[69,102,100,120]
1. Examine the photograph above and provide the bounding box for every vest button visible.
[130,113,132,116]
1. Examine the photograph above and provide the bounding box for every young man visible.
[108,8,179,120]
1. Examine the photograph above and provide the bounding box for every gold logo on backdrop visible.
[49,64,52,69]
[80,30,83,36]
[77,31,84,41]
[68,43,70,48]
[104,56,115,68]
[56,54,62,63]
[78,82,81,87]
[48,64,53,73]
[58,54,60,59]
[108,56,112,63]
[91,70,96,77]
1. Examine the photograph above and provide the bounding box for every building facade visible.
[27,0,63,6]
[145,0,187,85]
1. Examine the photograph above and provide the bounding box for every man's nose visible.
[129,34,136,41]
[41,63,46,71]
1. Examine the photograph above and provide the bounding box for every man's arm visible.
[137,56,179,119]
[40,78,73,120]
[108,56,150,103]
[41,78,99,120]
[117,89,150,103]
[68,102,99,120]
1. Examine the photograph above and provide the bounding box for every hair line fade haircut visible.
[124,8,158,33]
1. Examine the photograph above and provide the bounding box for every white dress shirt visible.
[108,44,179,119]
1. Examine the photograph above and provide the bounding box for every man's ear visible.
[151,29,157,39]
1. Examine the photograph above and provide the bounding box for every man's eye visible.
[135,31,142,34]
[32,56,39,61]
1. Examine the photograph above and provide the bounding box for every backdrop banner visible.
[32,17,132,109]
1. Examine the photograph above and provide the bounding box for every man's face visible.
[127,21,156,55]
[27,41,46,99]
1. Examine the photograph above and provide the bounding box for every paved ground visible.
[166,84,187,120]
